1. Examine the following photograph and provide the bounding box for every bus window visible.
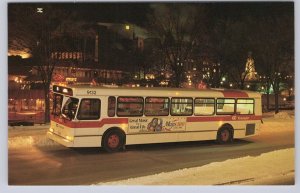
[216,98,235,115]
[62,97,79,120]
[194,98,215,115]
[108,96,116,117]
[145,97,169,116]
[236,99,254,114]
[52,94,63,116]
[171,98,193,116]
[77,99,101,120]
[117,97,144,117]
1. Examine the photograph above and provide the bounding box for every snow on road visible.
[8,135,58,149]
[95,111,294,185]
[97,148,294,185]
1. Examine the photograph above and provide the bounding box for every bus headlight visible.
[66,135,74,142]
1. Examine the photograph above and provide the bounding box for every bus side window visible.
[77,99,101,120]
[117,97,144,117]
[170,98,193,116]
[145,97,169,116]
[194,98,215,116]
[236,98,254,115]
[108,96,116,117]
[216,98,235,115]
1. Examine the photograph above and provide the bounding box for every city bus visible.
[47,85,262,152]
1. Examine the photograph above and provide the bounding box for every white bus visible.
[47,85,262,152]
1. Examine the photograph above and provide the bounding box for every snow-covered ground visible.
[8,124,58,148]
[97,148,294,185]
[95,110,294,185]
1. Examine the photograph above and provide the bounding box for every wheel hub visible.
[108,134,120,148]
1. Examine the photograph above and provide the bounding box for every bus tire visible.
[217,126,233,144]
[102,129,125,153]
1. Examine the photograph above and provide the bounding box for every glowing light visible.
[222,77,226,81]
[66,135,74,142]
[283,98,287,101]
[8,50,31,58]
[230,83,233,87]
[247,85,250,88]
[125,25,130,30]
[62,88,68,93]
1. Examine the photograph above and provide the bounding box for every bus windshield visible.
[62,97,79,120]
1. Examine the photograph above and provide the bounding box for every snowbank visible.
[97,148,294,185]
[8,135,58,149]
[273,111,294,119]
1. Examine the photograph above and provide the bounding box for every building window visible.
[171,97,193,116]
[117,97,143,117]
[145,97,169,116]
[216,98,235,115]
[236,99,254,115]
[77,99,101,120]
[194,98,215,115]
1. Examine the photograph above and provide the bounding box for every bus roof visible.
[54,85,261,99]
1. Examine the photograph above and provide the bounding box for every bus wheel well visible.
[102,127,126,150]
[217,124,234,143]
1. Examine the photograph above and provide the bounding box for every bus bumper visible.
[47,131,74,147]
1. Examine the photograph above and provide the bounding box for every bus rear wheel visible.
[103,130,125,153]
[217,127,233,144]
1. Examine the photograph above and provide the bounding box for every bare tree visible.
[252,16,294,113]
[147,4,205,87]
[9,4,95,122]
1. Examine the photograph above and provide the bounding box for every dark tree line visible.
[8,2,294,122]
[147,3,294,113]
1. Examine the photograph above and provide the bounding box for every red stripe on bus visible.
[52,115,262,128]
[51,116,128,128]
[220,90,249,98]
[187,115,262,122]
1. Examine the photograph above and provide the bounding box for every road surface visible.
[8,118,294,185]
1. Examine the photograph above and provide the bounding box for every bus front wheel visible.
[102,129,125,153]
[217,127,233,144]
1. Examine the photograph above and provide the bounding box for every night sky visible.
[8,2,293,26]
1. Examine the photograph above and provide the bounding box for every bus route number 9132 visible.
[87,90,96,95]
